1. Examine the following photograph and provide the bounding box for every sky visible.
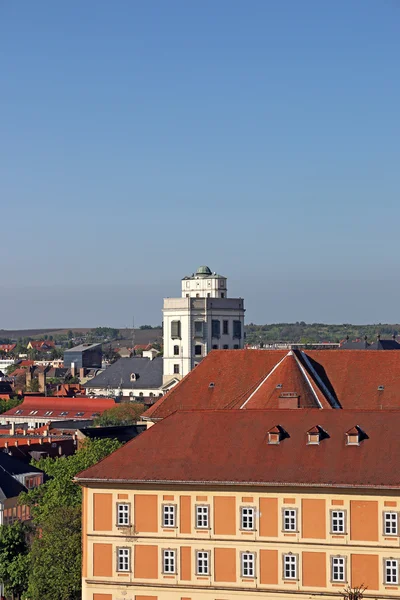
[1,0,400,328]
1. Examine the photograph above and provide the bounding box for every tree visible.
[27,507,81,600]
[94,402,145,426]
[19,438,121,600]
[0,521,30,600]
[27,378,40,393]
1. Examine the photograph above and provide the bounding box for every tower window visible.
[221,293,225,298]
[233,320,242,339]
[212,344,218,350]
[173,345,179,356]
[223,344,229,349]
[212,319,220,338]
[171,320,181,339]
[195,345,202,356]
[173,364,180,374]
[223,320,229,335]
[194,321,204,337]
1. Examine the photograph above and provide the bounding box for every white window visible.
[241,552,255,577]
[163,549,176,574]
[283,509,297,531]
[196,505,209,529]
[162,505,176,527]
[385,559,399,584]
[331,557,346,582]
[117,503,130,526]
[117,548,130,572]
[196,551,210,575]
[331,510,346,534]
[385,512,398,536]
[241,507,255,530]
[283,554,297,580]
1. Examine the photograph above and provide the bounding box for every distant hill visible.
[245,323,400,345]
[2,323,398,347]
[0,327,162,345]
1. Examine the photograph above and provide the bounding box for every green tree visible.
[27,378,40,393]
[27,507,81,600]
[94,402,145,426]
[19,438,121,600]
[0,521,30,600]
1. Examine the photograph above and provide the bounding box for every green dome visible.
[196,265,212,276]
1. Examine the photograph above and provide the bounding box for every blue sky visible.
[1,1,400,328]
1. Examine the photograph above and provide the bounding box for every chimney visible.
[10,421,15,435]
[25,367,33,389]
[71,362,76,378]
[79,367,85,379]
[38,371,46,393]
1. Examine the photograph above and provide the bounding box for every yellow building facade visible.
[77,409,400,600]
[81,485,400,600]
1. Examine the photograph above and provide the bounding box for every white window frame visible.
[117,503,130,527]
[331,556,346,582]
[330,509,346,534]
[283,508,297,532]
[162,504,176,528]
[196,550,210,575]
[163,549,176,574]
[283,554,298,580]
[117,547,130,572]
[241,552,255,578]
[241,506,255,531]
[196,505,209,529]
[384,512,398,536]
[385,559,399,584]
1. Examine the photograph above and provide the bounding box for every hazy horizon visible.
[2,2,399,328]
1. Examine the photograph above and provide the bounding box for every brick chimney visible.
[25,367,33,389]
[38,371,46,393]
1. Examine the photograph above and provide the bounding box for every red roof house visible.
[145,349,400,419]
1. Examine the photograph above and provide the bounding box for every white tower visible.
[163,266,245,383]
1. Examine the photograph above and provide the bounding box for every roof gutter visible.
[74,477,400,491]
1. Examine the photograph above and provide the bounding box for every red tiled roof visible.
[28,341,55,349]
[241,351,330,409]
[134,344,152,351]
[0,344,16,352]
[2,396,115,420]
[19,360,34,367]
[144,349,400,419]
[77,409,400,489]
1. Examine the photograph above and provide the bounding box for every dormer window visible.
[130,373,137,382]
[267,425,288,445]
[346,425,367,446]
[307,425,329,445]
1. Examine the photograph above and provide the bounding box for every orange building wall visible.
[180,496,191,534]
[180,546,191,581]
[93,493,112,531]
[135,494,158,533]
[259,497,278,537]
[302,499,326,539]
[351,554,379,590]
[93,543,113,577]
[302,551,326,587]
[134,545,158,579]
[214,496,236,535]
[350,500,379,541]
[260,549,278,584]
[214,548,236,582]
